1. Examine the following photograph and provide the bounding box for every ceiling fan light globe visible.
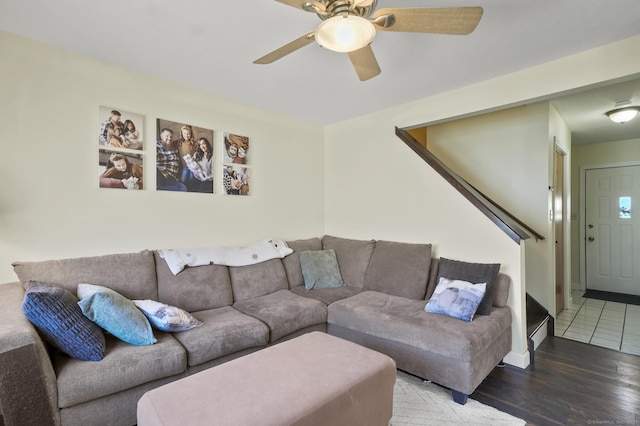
[315,15,375,53]
[606,107,640,124]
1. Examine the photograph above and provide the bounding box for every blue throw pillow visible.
[22,281,106,361]
[133,300,203,332]
[425,278,487,322]
[299,249,345,290]
[78,285,156,346]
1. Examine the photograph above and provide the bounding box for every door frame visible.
[554,146,566,315]
[579,160,640,290]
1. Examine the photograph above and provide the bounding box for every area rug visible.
[391,371,525,426]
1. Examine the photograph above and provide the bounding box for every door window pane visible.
[620,196,631,218]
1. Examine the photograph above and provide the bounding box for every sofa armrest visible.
[0,282,59,426]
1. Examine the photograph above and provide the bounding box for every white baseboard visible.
[503,350,530,369]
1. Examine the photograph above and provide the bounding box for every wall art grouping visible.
[98,106,145,190]
[222,133,250,196]
[97,106,251,195]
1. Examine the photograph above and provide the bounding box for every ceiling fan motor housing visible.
[317,0,378,19]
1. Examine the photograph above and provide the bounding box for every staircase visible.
[395,127,544,244]
[526,293,553,365]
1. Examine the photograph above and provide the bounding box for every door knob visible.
[588,237,595,242]
[588,224,594,229]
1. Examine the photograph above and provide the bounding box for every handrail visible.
[396,126,545,244]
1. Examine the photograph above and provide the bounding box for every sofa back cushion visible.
[12,251,157,300]
[229,259,289,302]
[282,238,323,288]
[425,258,440,299]
[364,240,432,300]
[154,252,233,312]
[436,257,500,316]
[321,235,375,289]
[493,273,511,308]
[426,258,510,309]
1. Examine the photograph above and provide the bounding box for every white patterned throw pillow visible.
[133,300,203,332]
[425,277,487,322]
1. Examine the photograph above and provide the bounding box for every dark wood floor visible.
[470,336,640,425]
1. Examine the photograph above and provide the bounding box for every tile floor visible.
[555,290,640,356]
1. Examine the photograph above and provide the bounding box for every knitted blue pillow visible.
[22,281,106,361]
[78,285,156,346]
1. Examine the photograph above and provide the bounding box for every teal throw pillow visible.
[299,249,344,290]
[425,277,486,322]
[133,299,203,332]
[78,285,156,346]
[22,281,106,361]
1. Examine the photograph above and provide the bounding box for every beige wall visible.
[425,102,572,314]
[2,27,640,368]
[570,137,640,289]
[0,30,326,283]
[324,35,640,367]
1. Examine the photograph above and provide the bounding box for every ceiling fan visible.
[254,0,483,81]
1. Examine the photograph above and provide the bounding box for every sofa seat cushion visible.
[327,291,511,363]
[290,284,363,305]
[55,332,186,409]
[233,290,327,342]
[171,306,269,367]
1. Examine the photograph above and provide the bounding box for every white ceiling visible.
[1,0,640,143]
[550,77,640,145]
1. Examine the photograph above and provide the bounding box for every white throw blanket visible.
[158,239,293,275]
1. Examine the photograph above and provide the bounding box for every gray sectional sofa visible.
[0,235,512,426]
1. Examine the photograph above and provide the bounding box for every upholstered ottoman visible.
[137,331,396,426]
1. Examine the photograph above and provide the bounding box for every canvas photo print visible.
[98,150,143,190]
[223,165,249,195]
[223,133,249,165]
[156,119,214,193]
[98,106,144,150]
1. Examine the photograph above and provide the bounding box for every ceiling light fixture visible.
[315,14,376,53]
[606,100,640,124]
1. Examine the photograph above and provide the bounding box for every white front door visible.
[585,165,640,296]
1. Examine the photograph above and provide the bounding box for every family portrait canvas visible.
[98,106,144,150]
[156,119,214,193]
[98,149,143,190]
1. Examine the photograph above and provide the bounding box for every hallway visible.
[555,290,640,356]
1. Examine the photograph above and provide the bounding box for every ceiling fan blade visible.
[371,7,483,35]
[254,31,315,64]
[348,44,381,81]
